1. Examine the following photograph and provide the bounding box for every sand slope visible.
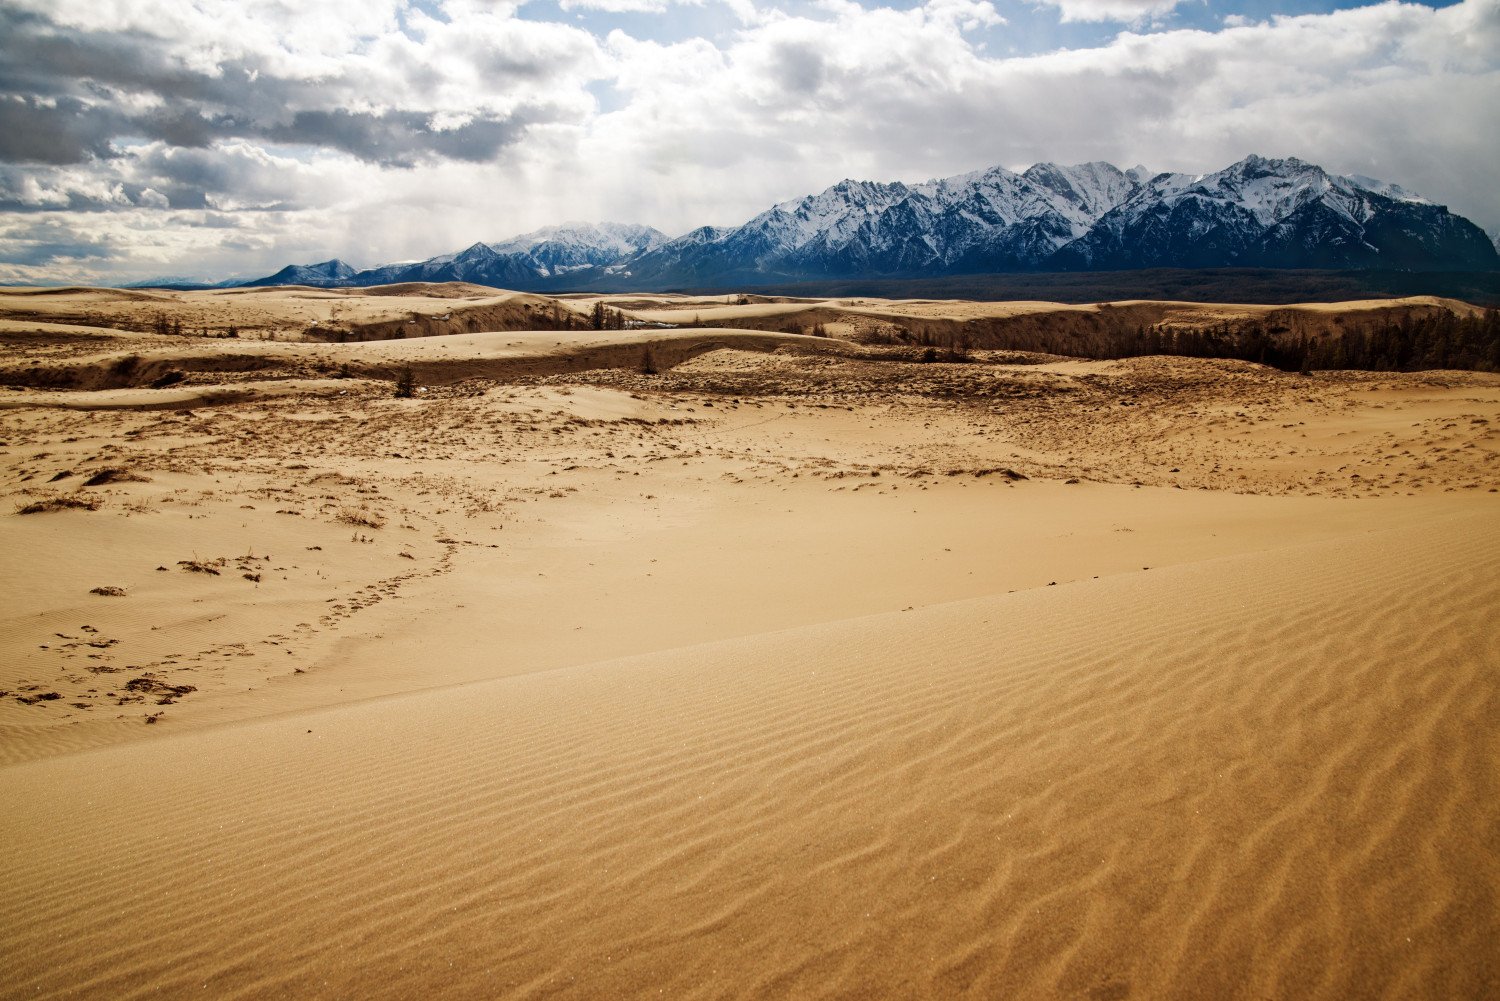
[2,292,1497,998]
[2,509,1496,1000]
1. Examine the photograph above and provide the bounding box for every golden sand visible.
[1,287,1496,999]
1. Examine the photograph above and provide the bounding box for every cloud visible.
[0,96,120,164]
[560,0,701,13]
[0,216,114,268]
[0,0,605,168]
[583,0,1500,232]
[1032,0,1186,23]
[0,0,1496,283]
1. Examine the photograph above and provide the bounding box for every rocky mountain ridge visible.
[234,157,1498,291]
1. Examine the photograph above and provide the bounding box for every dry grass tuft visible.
[16,496,100,515]
[337,506,386,530]
[82,467,152,487]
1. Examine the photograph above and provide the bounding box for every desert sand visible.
[1,285,1497,999]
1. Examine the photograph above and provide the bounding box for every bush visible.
[639,345,658,375]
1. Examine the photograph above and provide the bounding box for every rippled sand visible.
[1,301,1497,999]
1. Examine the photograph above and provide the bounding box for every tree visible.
[393,366,417,398]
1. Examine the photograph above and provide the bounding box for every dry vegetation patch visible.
[81,467,152,486]
[337,506,386,530]
[16,495,100,514]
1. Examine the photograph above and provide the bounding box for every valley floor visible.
[1,303,1497,999]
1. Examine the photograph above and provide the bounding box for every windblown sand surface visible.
[1,287,1497,999]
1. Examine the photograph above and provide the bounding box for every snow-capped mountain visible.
[349,242,553,288]
[618,161,1156,286]
[622,155,1495,285]
[491,222,668,274]
[1051,155,1495,270]
[235,158,1496,292]
[239,223,667,289]
[239,259,357,288]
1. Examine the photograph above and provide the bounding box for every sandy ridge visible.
[0,328,838,392]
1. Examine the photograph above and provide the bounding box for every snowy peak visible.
[1174,154,1341,227]
[776,178,910,217]
[1020,161,1142,219]
[490,222,667,264]
[240,258,357,288]
[453,242,500,261]
[308,259,356,280]
[759,178,912,251]
[1055,155,1496,271]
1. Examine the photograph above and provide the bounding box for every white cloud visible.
[560,0,702,13]
[2,0,1497,282]
[576,0,1500,233]
[1033,0,1186,24]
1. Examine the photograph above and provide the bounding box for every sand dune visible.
[1,511,1496,999]
[0,326,833,392]
[2,286,1497,998]
[2,285,1478,354]
[618,293,1480,347]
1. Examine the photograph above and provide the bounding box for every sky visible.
[0,0,1495,284]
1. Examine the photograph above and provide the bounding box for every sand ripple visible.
[1,513,1497,999]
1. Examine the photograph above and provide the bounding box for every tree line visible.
[922,308,1500,373]
[590,302,627,330]
[1113,310,1500,372]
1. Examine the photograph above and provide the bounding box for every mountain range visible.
[234,156,1499,292]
